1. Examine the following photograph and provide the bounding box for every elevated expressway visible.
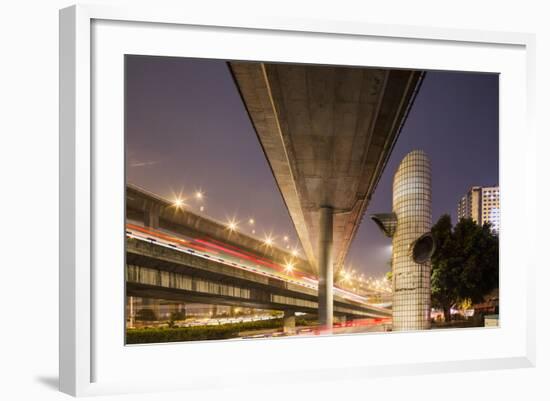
[126,185,391,326]
[229,62,423,326]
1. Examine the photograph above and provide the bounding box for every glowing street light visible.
[195,190,204,200]
[340,270,351,283]
[171,189,187,210]
[284,262,294,274]
[248,218,255,225]
[226,218,238,231]
[291,248,299,257]
[263,234,274,246]
[283,235,289,242]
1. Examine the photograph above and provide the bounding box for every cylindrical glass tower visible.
[391,150,432,331]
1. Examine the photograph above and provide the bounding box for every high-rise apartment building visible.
[457,186,500,233]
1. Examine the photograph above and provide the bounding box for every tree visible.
[385,258,393,282]
[385,270,392,282]
[170,310,186,321]
[431,214,459,322]
[167,310,186,328]
[430,215,499,321]
[136,308,157,322]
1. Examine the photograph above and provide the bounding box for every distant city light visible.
[252,229,256,234]
[199,206,204,212]
[174,198,185,209]
[283,235,289,242]
[291,248,299,257]
[195,190,204,200]
[248,218,255,225]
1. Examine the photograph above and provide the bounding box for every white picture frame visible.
[59,4,536,397]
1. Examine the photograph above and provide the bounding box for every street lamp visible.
[226,218,238,231]
[264,234,274,246]
[284,262,294,274]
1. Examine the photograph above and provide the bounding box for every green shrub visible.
[127,318,284,344]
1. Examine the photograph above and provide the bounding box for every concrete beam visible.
[143,205,160,229]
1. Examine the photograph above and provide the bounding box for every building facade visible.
[457,186,500,233]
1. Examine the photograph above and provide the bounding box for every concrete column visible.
[128,296,134,328]
[318,206,334,330]
[283,310,296,335]
[144,205,160,229]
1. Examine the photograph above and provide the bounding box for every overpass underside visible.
[229,62,423,327]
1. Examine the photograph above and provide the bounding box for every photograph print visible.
[124,56,499,344]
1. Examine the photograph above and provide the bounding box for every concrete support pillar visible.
[144,205,160,229]
[283,310,296,335]
[318,206,334,330]
[128,296,134,328]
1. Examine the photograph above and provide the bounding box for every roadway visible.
[126,221,384,306]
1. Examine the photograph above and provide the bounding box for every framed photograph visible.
[59,4,536,396]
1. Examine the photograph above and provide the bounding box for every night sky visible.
[126,55,499,278]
